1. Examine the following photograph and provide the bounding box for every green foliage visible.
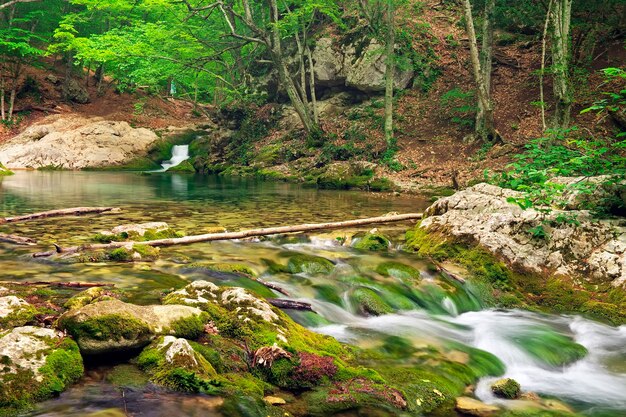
[353,233,391,251]
[440,88,476,128]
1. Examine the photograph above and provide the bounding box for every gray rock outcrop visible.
[420,183,626,287]
[0,115,159,169]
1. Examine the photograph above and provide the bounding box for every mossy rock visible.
[106,364,149,388]
[491,378,521,399]
[187,262,256,276]
[511,327,587,367]
[353,233,390,252]
[133,244,160,260]
[137,336,218,392]
[287,254,335,275]
[63,287,117,311]
[166,160,196,173]
[254,143,285,166]
[375,261,421,281]
[350,287,393,316]
[58,299,205,354]
[0,327,83,414]
[0,163,14,176]
[0,296,38,329]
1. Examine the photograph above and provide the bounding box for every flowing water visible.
[157,145,190,171]
[1,171,625,417]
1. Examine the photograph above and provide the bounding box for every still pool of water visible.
[1,171,625,417]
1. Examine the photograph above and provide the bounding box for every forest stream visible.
[1,171,626,417]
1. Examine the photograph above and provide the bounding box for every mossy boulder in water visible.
[376,261,421,281]
[350,287,393,316]
[93,222,184,243]
[58,299,206,354]
[287,253,335,275]
[511,327,587,367]
[0,327,83,414]
[63,287,118,311]
[491,378,521,399]
[0,296,37,329]
[186,262,256,276]
[353,232,390,251]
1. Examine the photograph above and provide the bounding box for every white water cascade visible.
[158,145,190,171]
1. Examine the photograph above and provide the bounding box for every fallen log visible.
[2,207,120,224]
[35,212,423,257]
[267,299,313,311]
[0,233,37,245]
[257,279,290,296]
[3,281,113,288]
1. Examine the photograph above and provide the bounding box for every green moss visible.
[63,287,115,310]
[262,258,290,274]
[511,327,587,367]
[106,364,149,388]
[0,163,13,176]
[166,160,196,173]
[312,284,343,306]
[61,313,152,342]
[287,254,335,275]
[36,339,84,399]
[170,313,208,339]
[133,244,160,260]
[353,233,390,251]
[350,287,393,316]
[254,144,285,166]
[0,338,83,414]
[0,304,37,329]
[375,261,421,281]
[108,247,134,262]
[93,228,184,244]
[188,262,256,276]
[491,378,521,399]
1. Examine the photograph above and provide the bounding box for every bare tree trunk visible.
[1,77,5,121]
[1,206,119,224]
[7,87,15,120]
[305,43,319,124]
[551,0,573,129]
[476,0,495,137]
[463,0,496,142]
[540,0,555,132]
[384,0,395,146]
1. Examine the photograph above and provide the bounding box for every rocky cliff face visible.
[420,183,626,287]
[0,115,159,170]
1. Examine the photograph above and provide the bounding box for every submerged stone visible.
[350,287,393,316]
[287,254,335,275]
[511,327,588,367]
[58,299,205,354]
[375,261,421,281]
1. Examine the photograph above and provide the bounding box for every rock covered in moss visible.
[0,326,83,413]
[185,262,256,276]
[352,232,390,251]
[511,327,587,367]
[0,296,37,329]
[137,336,217,392]
[287,253,335,275]
[375,261,421,281]
[350,287,392,316]
[58,299,206,354]
[491,378,521,399]
[166,160,196,173]
[93,222,183,244]
[63,287,117,311]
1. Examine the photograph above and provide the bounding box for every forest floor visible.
[1,0,624,191]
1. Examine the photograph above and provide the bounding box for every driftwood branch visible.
[257,279,290,296]
[3,281,113,288]
[268,299,313,311]
[35,213,423,257]
[0,233,36,245]
[1,207,120,224]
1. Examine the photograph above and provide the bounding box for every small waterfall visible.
[159,145,190,171]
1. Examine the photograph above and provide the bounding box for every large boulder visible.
[58,299,205,354]
[0,326,83,412]
[345,39,414,93]
[0,115,159,169]
[419,183,626,287]
[63,78,90,103]
[312,37,349,87]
